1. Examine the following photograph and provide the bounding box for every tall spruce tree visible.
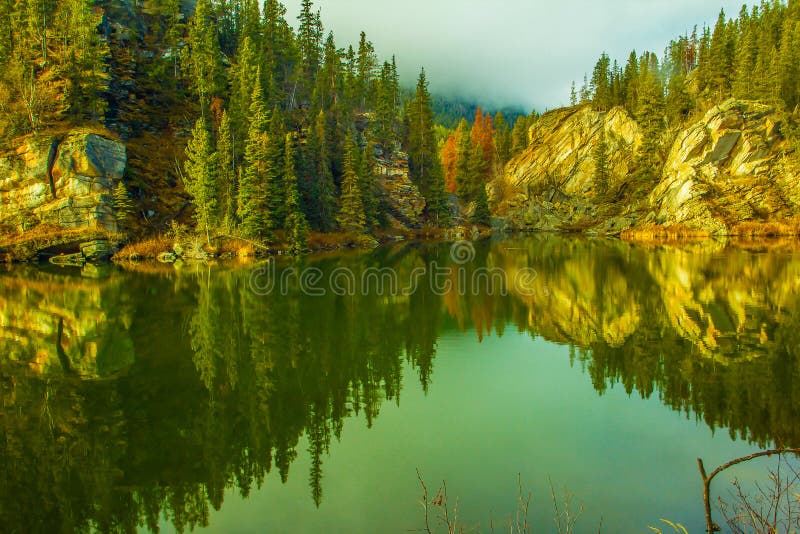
[184,0,225,117]
[239,76,270,239]
[217,110,237,230]
[337,133,367,234]
[265,109,286,230]
[407,68,449,223]
[283,134,310,254]
[185,118,219,243]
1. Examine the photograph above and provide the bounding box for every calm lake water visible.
[2,235,799,533]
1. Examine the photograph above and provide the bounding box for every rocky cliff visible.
[375,151,426,229]
[496,105,642,234]
[499,99,800,236]
[647,99,800,234]
[0,131,127,260]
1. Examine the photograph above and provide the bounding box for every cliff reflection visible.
[1,237,800,532]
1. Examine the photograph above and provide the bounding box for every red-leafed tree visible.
[470,108,495,181]
[442,133,458,194]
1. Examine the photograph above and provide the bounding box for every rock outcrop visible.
[0,131,126,260]
[647,99,800,234]
[497,105,641,233]
[498,99,800,236]
[375,150,426,229]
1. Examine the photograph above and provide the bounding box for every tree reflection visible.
[1,237,800,532]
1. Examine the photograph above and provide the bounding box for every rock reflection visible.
[1,237,800,532]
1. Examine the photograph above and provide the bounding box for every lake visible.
[1,235,799,533]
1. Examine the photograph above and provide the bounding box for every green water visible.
[2,235,799,533]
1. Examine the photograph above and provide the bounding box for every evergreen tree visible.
[265,109,286,230]
[217,110,237,230]
[407,68,449,223]
[570,81,578,106]
[471,182,491,226]
[185,118,219,243]
[494,112,511,169]
[590,52,612,110]
[296,0,322,105]
[455,119,473,200]
[337,133,367,234]
[231,36,260,136]
[374,60,400,151]
[635,53,665,186]
[510,116,529,156]
[706,10,734,99]
[358,141,379,228]
[239,76,270,239]
[283,134,310,254]
[307,110,336,231]
[184,0,225,117]
[355,32,377,111]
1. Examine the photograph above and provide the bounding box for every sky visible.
[282,0,747,112]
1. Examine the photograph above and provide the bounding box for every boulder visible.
[0,131,127,259]
[80,239,115,262]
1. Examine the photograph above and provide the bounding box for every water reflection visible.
[1,236,800,532]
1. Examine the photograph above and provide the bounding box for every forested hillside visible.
[1,0,516,257]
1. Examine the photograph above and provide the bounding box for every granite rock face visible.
[648,99,799,234]
[0,132,126,259]
[497,99,800,236]
[497,105,641,233]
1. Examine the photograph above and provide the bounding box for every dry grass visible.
[215,236,257,258]
[621,224,713,241]
[114,236,173,261]
[731,217,800,237]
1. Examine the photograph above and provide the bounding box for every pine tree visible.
[337,133,367,234]
[357,141,379,227]
[471,182,491,226]
[590,52,612,110]
[355,32,377,111]
[494,112,511,169]
[707,10,734,99]
[184,0,225,117]
[185,118,219,243]
[455,119,473,200]
[635,53,665,186]
[407,68,449,223]
[570,81,578,106]
[265,109,286,230]
[297,0,322,105]
[510,116,529,156]
[217,110,237,230]
[231,36,260,136]
[307,110,336,231]
[374,60,400,151]
[283,134,310,254]
[239,76,270,239]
